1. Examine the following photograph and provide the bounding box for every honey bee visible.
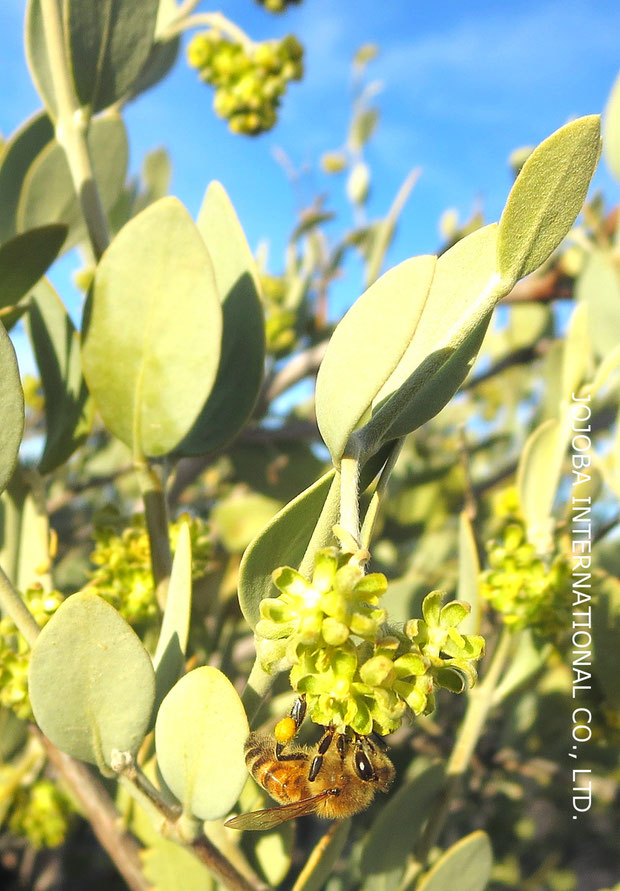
[225,697,395,831]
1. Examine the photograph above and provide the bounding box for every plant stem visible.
[39,0,110,260]
[192,835,270,891]
[398,627,513,889]
[360,438,404,550]
[163,11,256,50]
[135,460,172,608]
[339,451,361,545]
[242,657,276,725]
[38,733,149,891]
[0,565,40,647]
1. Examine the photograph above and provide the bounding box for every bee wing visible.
[225,790,335,831]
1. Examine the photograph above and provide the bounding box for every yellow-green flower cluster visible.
[259,273,298,356]
[255,0,302,12]
[7,777,73,848]
[87,512,212,625]
[256,547,484,735]
[186,32,303,135]
[0,586,64,720]
[480,522,571,636]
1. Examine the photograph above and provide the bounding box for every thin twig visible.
[38,733,149,891]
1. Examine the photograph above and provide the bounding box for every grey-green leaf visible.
[238,470,336,630]
[603,69,620,184]
[0,326,24,494]
[177,181,265,456]
[516,418,564,554]
[17,114,129,252]
[315,255,437,464]
[155,666,249,820]
[498,115,601,284]
[81,197,222,458]
[0,110,54,242]
[153,521,192,716]
[457,511,481,635]
[25,0,59,119]
[359,225,504,451]
[575,248,620,360]
[67,0,159,112]
[415,830,493,891]
[28,591,156,767]
[360,763,444,880]
[0,226,67,310]
[293,819,350,891]
[25,279,93,473]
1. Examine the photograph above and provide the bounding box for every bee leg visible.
[275,694,308,759]
[308,727,335,782]
[336,734,347,760]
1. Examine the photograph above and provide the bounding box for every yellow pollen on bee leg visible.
[274,716,297,744]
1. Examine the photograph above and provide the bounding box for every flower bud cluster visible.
[87,512,212,625]
[256,547,484,735]
[259,272,298,356]
[0,586,64,720]
[480,522,571,637]
[7,777,73,848]
[186,32,303,135]
[255,0,302,13]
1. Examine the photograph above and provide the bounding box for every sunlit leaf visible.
[498,116,601,283]
[81,197,222,457]
[603,69,620,184]
[315,256,436,464]
[415,831,492,891]
[29,592,156,767]
[155,667,249,820]
[178,181,265,456]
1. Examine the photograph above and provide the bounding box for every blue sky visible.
[1,0,620,354]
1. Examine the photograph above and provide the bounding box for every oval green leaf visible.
[153,521,192,717]
[25,279,93,473]
[603,69,620,184]
[360,762,444,878]
[81,197,223,457]
[177,181,265,456]
[17,114,129,252]
[498,115,601,284]
[25,0,59,119]
[0,225,67,310]
[67,0,159,112]
[315,255,437,464]
[516,418,564,554]
[363,225,502,449]
[238,470,336,630]
[0,110,54,242]
[0,325,24,494]
[28,591,156,767]
[155,666,249,820]
[575,247,620,360]
[416,830,492,891]
[457,511,481,636]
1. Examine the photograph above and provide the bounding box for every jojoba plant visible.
[0,3,618,891]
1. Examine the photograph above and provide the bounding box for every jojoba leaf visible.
[178,181,265,456]
[315,255,437,465]
[81,197,222,457]
[155,667,249,820]
[415,830,492,891]
[29,592,156,767]
[498,115,601,283]
[0,325,24,494]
